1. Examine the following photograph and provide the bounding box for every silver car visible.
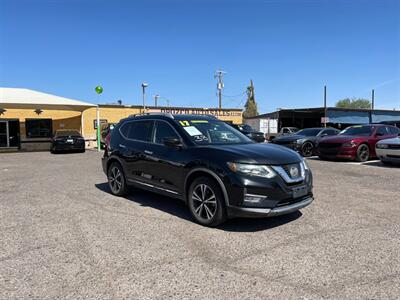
[376,136,400,165]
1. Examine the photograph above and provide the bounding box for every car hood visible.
[273,134,305,142]
[377,137,400,145]
[319,135,365,143]
[246,131,264,136]
[204,143,302,165]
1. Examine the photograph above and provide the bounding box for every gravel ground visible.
[0,151,399,299]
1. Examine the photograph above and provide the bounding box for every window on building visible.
[25,119,53,138]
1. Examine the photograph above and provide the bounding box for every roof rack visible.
[128,112,174,119]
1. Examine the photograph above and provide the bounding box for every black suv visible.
[102,113,313,226]
[229,124,265,143]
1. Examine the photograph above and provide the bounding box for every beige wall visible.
[0,108,82,151]
[0,108,82,139]
[82,106,142,139]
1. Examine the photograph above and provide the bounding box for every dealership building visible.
[0,87,243,151]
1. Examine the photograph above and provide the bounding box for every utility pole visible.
[324,85,327,128]
[371,89,375,110]
[154,94,159,107]
[214,70,226,109]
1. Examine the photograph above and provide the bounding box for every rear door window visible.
[376,126,388,135]
[325,129,338,136]
[126,121,154,142]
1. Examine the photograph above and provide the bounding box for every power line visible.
[222,91,247,98]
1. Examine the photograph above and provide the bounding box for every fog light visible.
[244,194,267,204]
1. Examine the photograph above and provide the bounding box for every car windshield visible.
[339,126,373,136]
[176,119,253,145]
[289,127,299,132]
[55,130,81,137]
[240,124,254,132]
[296,128,321,136]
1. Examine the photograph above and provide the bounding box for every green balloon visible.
[95,86,103,94]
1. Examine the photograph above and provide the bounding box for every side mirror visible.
[163,137,183,148]
[320,133,328,137]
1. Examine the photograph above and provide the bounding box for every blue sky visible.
[1,0,399,112]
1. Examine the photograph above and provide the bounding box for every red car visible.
[317,124,400,162]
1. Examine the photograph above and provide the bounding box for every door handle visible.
[119,144,126,148]
[144,150,153,155]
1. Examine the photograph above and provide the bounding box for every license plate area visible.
[66,139,74,143]
[292,185,307,198]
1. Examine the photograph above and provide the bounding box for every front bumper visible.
[376,148,400,162]
[318,147,356,160]
[227,196,314,218]
[52,142,85,151]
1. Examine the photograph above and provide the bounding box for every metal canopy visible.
[0,88,96,112]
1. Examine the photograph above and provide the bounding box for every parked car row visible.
[100,113,400,227]
[270,124,400,163]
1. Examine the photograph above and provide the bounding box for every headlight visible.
[376,143,388,149]
[227,162,276,178]
[343,141,357,148]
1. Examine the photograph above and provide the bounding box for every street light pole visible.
[142,83,148,111]
[324,85,327,128]
[154,94,159,107]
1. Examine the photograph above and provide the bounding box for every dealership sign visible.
[148,107,242,117]
[321,117,330,123]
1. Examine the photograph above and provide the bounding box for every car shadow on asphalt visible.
[95,182,302,232]
[361,161,399,168]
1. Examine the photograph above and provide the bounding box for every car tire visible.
[381,160,392,166]
[188,177,227,227]
[108,162,128,196]
[356,144,370,162]
[301,142,314,157]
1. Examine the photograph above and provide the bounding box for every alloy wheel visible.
[191,184,217,220]
[357,145,369,162]
[109,166,122,193]
[301,142,314,157]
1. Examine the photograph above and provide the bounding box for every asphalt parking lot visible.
[1,151,399,299]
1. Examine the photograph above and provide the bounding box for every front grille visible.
[387,154,400,158]
[318,142,342,148]
[281,163,302,180]
[388,144,400,149]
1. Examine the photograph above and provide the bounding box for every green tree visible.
[335,98,372,109]
[243,80,259,118]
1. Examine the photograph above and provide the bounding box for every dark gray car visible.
[271,127,339,157]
